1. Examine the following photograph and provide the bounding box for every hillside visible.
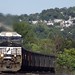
[0,7,75,24]
[0,6,75,73]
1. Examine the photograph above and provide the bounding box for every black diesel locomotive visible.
[0,32,55,73]
[0,32,22,72]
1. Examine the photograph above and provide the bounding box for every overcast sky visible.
[0,0,75,15]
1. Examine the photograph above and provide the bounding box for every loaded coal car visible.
[0,31,55,73]
[21,48,55,73]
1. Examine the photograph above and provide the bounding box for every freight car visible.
[0,31,55,73]
[21,48,55,73]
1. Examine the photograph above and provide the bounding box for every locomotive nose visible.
[0,47,22,72]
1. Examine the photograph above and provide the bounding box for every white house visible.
[32,21,38,24]
[54,19,63,23]
[47,20,54,26]
[60,20,73,27]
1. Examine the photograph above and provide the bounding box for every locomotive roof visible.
[0,32,21,37]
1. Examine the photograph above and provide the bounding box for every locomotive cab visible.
[0,32,22,72]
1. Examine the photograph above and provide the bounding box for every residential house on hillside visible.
[47,20,54,26]
[54,19,63,23]
[60,20,73,28]
[32,21,38,24]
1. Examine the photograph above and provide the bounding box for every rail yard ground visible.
[0,72,55,75]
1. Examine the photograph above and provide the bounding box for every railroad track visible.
[0,72,55,75]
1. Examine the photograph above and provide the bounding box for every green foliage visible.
[31,43,41,52]
[57,48,75,70]
[60,25,75,40]
[48,27,61,39]
[33,23,50,39]
[40,8,64,20]
[31,39,55,54]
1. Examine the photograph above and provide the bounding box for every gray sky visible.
[0,0,75,15]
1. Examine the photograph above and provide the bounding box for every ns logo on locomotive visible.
[0,32,55,73]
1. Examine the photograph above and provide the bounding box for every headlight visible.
[14,54,16,57]
[1,54,4,57]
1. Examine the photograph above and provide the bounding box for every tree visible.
[33,23,50,39]
[31,39,55,54]
[57,48,75,71]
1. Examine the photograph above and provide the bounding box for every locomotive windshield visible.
[0,32,22,47]
[0,36,22,47]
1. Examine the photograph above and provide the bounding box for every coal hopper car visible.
[22,48,55,73]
